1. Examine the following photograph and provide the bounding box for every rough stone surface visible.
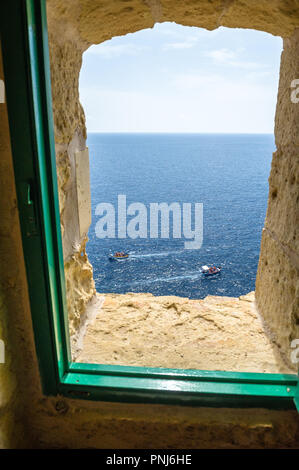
[46,15,95,333]
[75,292,295,373]
[0,45,35,448]
[47,0,299,45]
[28,402,299,449]
[274,31,299,148]
[256,28,299,363]
[266,148,299,254]
[64,239,96,336]
[0,0,299,450]
[256,230,299,367]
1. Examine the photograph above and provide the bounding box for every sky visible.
[79,23,283,134]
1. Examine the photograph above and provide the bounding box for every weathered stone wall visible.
[256,29,299,366]
[0,0,298,449]
[0,44,34,448]
[48,0,299,44]
[46,18,96,336]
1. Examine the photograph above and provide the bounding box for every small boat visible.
[109,251,129,261]
[201,265,221,276]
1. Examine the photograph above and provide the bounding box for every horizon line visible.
[86,131,274,135]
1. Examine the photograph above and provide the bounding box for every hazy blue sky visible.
[79,23,282,133]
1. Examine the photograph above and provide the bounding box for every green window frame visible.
[2,0,299,410]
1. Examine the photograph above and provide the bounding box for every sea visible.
[86,133,273,299]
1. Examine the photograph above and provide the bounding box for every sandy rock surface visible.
[75,291,295,374]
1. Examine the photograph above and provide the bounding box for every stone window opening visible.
[46,14,299,378]
[3,0,297,411]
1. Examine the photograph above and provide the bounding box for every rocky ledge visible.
[75,291,295,374]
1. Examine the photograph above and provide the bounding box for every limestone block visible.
[75,148,91,238]
[64,239,96,336]
[47,0,299,44]
[220,0,299,37]
[265,148,299,254]
[255,28,299,355]
[48,37,86,144]
[275,30,299,148]
[256,229,299,367]
[75,291,295,374]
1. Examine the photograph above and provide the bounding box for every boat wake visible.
[130,271,205,286]
[129,250,183,259]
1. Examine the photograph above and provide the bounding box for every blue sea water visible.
[86,133,273,299]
